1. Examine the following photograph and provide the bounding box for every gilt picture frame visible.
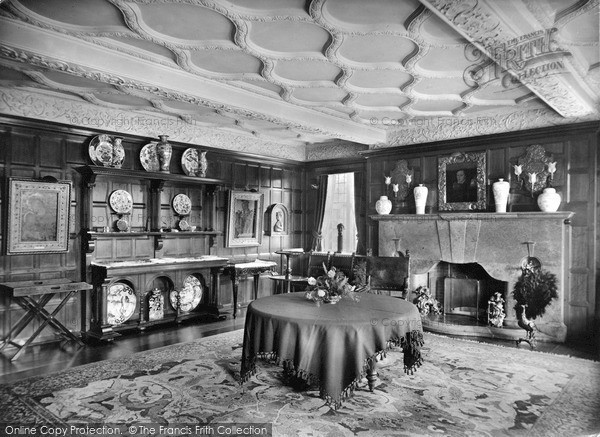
[6,177,71,255]
[438,152,487,211]
[226,190,264,248]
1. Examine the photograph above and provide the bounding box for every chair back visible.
[331,252,356,280]
[306,251,333,278]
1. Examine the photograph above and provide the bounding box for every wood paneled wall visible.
[0,116,305,346]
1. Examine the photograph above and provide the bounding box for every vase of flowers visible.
[305,263,361,306]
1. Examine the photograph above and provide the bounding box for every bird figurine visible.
[516,304,537,348]
[512,262,558,350]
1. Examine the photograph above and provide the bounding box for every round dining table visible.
[240,292,424,408]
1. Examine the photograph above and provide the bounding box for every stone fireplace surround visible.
[372,212,573,342]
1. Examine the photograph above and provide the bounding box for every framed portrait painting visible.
[6,177,72,255]
[226,190,264,248]
[438,152,487,211]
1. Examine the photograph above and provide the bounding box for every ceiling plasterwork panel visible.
[0,0,597,161]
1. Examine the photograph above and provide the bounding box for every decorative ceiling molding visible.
[0,0,598,161]
[383,107,598,148]
[421,0,600,118]
[0,87,306,161]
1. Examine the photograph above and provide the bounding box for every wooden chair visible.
[306,251,334,278]
[365,251,411,299]
[330,252,356,281]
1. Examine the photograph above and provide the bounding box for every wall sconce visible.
[547,161,557,181]
[528,172,537,197]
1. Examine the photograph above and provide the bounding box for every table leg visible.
[366,359,378,392]
[12,292,81,361]
[253,273,260,301]
[0,294,54,351]
[284,254,292,293]
[232,274,240,319]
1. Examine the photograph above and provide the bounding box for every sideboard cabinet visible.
[74,165,228,340]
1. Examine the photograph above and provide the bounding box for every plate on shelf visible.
[178,218,191,231]
[140,143,159,172]
[172,193,192,216]
[170,275,202,313]
[181,148,199,176]
[116,217,129,232]
[89,134,114,167]
[109,189,133,214]
[106,282,137,325]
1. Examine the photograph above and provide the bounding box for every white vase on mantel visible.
[537,188,561,212]
[492,178,510,213]
[414,184,428,215]
[375,195,392,215]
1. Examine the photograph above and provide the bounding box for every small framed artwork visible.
[265,203,289,236]
[6,177,71,254]
[438,152,487,211]
[226,190,264,248]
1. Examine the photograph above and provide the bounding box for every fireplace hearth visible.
[372,212,573,342]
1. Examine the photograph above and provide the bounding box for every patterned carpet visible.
[1,330,599,437]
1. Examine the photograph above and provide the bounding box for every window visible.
[321,172,357,253]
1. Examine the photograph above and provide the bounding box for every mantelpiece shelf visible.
[371,212,574,222]
[88,231,222,237]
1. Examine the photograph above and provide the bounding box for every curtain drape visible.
[353,171,366,254]
[311,174,329,251]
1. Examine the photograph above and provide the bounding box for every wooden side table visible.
[223,259,277,318]
[271,249,306,293]
[0,279,92,361]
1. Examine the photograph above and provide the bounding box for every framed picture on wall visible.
[6,177,71,255]
[438,152,487,211]
[226,190,264,248]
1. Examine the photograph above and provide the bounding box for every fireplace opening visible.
[431,262,507,322]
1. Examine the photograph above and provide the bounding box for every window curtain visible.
[354,171,366,254]
[311,174,329,251]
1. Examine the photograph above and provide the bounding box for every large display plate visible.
[181,148,199,176]
[140,143,159,172]
[109,189,133,214]
[172,193,192,216]
[106,282,137,325]
[89,134,114,167]
[170,275,203,313]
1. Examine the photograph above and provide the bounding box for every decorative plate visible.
[89,134,114,167]
[178,218,191,231]
[116,217,129,232]
[172,193,192,216]
[140,143,159,172]
[106,282,137,325]
[109,189,133,214]
[170,275,202,313]
[181,148,199,176]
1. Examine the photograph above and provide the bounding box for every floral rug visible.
[1,330,599,436]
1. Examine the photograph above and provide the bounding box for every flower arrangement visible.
[412,286,442,316]
[305,263,361,306]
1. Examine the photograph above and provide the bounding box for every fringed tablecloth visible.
[240,292,424,409]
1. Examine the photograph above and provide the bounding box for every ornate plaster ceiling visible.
[0,0,598,161]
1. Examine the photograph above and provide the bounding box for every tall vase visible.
[198,150,208,177]
[414,184,428,215]
[375,195,392,215]
[156,135,172,173]
[111,137,124,169]
[492,178,510,213]
[537,188,561,212]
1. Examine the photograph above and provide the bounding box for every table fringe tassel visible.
[240,330,425,408]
